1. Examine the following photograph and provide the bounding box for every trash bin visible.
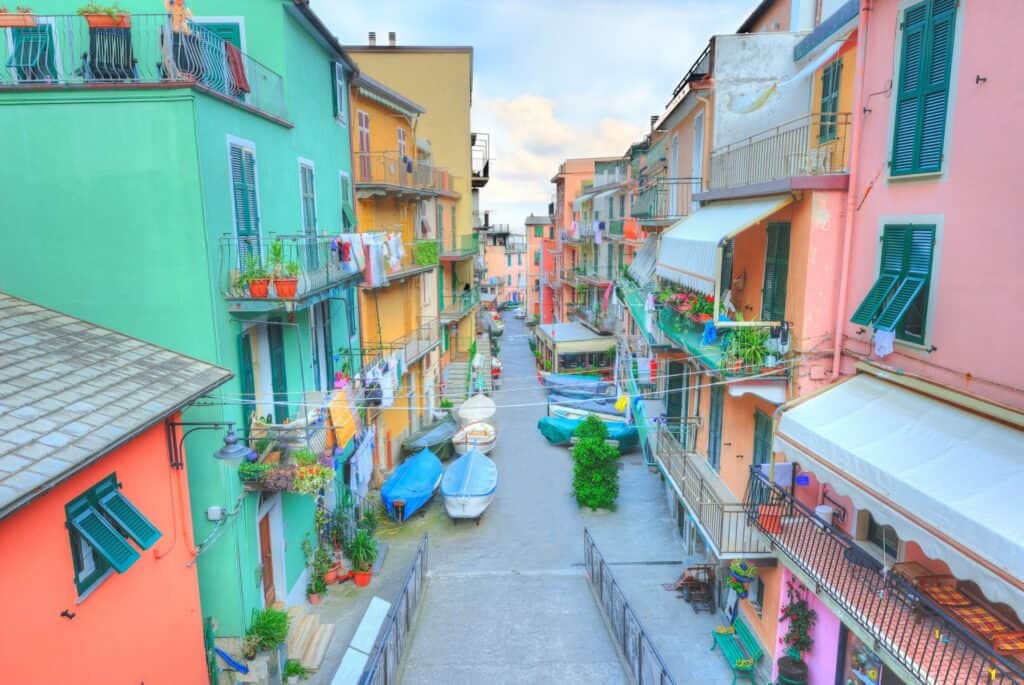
[815,504,834,525]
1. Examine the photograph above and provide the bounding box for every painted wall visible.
[771,568,842,685]
[748,0,794,32]
[0,420,207,685]
[482,233,527,305]
[842,0,1024,410]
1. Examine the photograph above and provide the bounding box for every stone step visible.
[287,614,319,661]
[301,623,336,672]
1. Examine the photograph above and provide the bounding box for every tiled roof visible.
[0,293,232,519]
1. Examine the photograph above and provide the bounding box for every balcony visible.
[574,306,616,335]
[630,178,699,226]
[471,131,490,189]
[393,318,441,366]
[0,15,286,122]
[745,468,1024,685]
[439,287,479,322]
[656,426,771,559]
[504,236,527,254]
[617,280,663,347]
[220,234,360,313]
[354,152,438,199]
[705,112,851,197]
[360,236,439,290]
[439,233,479,262]
[577,267,613,287]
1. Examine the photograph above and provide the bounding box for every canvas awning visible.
[627,235,658,286]
[656,194,793,294]
[775,372,1024,612]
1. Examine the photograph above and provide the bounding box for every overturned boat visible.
[457,393,497,426]
[401,416,458,461]
[537,416,639,452]
[539,371,614,398]
[381,448,443,522]
[441,448,498,520]
[547,392,627,423]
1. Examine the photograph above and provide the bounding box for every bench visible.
[710,617,764,685]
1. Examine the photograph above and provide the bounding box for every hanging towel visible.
[602,281,614,312]
[224,43,251,94]
[874,329,895,357]
[593,221,603,245]
[380,365,395,407]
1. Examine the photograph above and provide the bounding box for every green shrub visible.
[412,240,439,266]
[283,659,309,679]
[573,414,608,441]
[571,434,619,510]
[246,608,289,650]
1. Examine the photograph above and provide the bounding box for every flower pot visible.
[274,277,298,298]
[81,12,131,28]
[307,592,321,605]
[352,570,372,587]
[323,564,341,585]
[776,656,808,685]
[0,13,37,27]
[248,278,271,298]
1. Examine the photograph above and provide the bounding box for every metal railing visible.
[575,306,617,335]
[630,178,699,223]
[744,468,1024,685]
[0,15,286,119]
[656,426,770,557]
[359,534,429,685]
[439,287,479,321]
[504,236,527,254]
[220,233,359,303]
[439,233,479,259]
[355,151,439,193]
[709,112,851,190]
[584,529,677,685]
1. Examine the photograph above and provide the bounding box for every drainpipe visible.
[830,0,871,379]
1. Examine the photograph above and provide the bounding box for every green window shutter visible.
[894,225,935,341]
[850,274,899,325]
[98,490,161,550]
[534,226,543,238]
[10,25,56,80]
[268,324,288,423]
[230,145,261,263]
[919,0,956,172]
[720,239,735,296]
[680,366,691,445]
[753,410,772,466]
[71,508,140,574]
[332,62,347,122]
[854,224,935,338]
[818,59,842,143]
[321,302,335,383]
[665,361,685,439]
[506,255,511,267]
[761,223,790,321]
[891,3,927,174]
[533,250,540,266]
[707,385,724,471]
[875,276,927,331]
[301,165,317,233]
[238,330,255,428]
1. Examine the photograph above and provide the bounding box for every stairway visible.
[473,334,493,394]
[444,361,470,401]
[286,604,335,674]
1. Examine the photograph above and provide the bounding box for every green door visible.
[707,385,724,471]
[752,410,772,466]
[238,330,255,428]
[665,361,685,439]
[680,366,692,447]
[762,222,790,321]
[267,324,288,424]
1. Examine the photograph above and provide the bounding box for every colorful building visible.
[524,213,553,320]
[546,157,604,323]
[0,0,363,636]
[0,294,231,684]
[480,223,527,310]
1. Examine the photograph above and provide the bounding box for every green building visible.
[0,0,361,636]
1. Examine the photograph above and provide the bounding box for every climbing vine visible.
[779,577,818,657]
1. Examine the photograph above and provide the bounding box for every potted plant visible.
[777,578,817,680]
[306,573,327,604]
[316,545,338,585]
[242,254,271,298]
[268,239,301,298]
[77,2,130,28]
[238,462,270,483]
[0,6,37,27]
[283,659,309,684]
[292,464,334,495]
[726,559,758,598]
[349,528,377,587]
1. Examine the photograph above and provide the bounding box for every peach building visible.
[480,224,528,310]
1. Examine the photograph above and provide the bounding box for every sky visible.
[312,0,754,228]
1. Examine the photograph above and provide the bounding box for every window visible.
[752,410,772,465]
[66,473,161,597]
[761,223,790,322]
[534,225,543,238]
[268,323,288,423]
[8,24,57,82]
[506,255,511,267]
[850,224,935,344]
[229,141,261,264]
[451,206,457,236]
[534,250,540,266]
[397,127,407,160]
[299,162,317,233]
[333,62,348,125]
[867,514,900,560]
[619,196,625,219]
[356,111,370,179]
[517,254,522,266]
[607,196,614,219]
[507,275,512,286]
[748,575,765,616]
[890,0,957,176]
[548,226,554,239]
[340,172,355,230]
[720,239,735,297]
[818,59,843,142]
[707,385,724,470]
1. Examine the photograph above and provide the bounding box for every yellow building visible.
[348,36,483,364]
[348,73,445,471]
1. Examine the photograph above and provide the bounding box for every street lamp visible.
[165,421,257,469]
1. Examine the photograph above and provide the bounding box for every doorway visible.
[258,513,275,606]
[256,494,286,608]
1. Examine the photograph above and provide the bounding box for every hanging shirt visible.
[874,329,895,358]
[380,365,395,407]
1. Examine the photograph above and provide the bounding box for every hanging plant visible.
[779,577,818,657]
[726,558,758,597]
[292,464,334,495]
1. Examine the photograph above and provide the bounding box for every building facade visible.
[524,213,553,320]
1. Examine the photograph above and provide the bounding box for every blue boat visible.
[540,371,613,398]
[381,448,443,521]
[548,393,626,423]
[441,448,498,520]
[537,416,639,452]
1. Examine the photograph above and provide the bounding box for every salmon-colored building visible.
[524,214,552,320]
[480,223,527,310]
[0,293,232,685]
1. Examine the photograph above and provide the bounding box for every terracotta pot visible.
[0,13,37,27]
[274,277,298,298]
[323,564,341,585]
[248,278,271,298]
[352,570,372,587]
[307,592,321,605]
[81,13,131,28]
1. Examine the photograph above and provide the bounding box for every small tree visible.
[571,415,619,509]
[779,577,818,658]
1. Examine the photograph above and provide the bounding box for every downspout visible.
[830,0,871,379]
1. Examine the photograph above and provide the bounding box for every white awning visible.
[775,373,1024,613]
[627,234,658,286]
[656,194,793,294]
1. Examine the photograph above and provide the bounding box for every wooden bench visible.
[710,617,764,685]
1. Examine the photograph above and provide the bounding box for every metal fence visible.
[584,529,677,685]
[359,534,429,685]
[630,177,699,223]
[0,14,286,119]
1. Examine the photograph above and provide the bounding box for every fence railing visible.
[744,468,1024,685]
[656,426,770,557]
[0,15,286,119]
[355,151,443,193]
[583,529,677,685]
[439,288,479,320]
[575,306,617,335]
[630,178,699,223]
[504,236,527,254]
[439,233,479,259]
[359,534,429,685]
[709,112,851,190]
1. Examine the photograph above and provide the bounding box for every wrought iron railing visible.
[744,468,1024,685]
[709,112,851,190]
[630,178,699,223]
[584,529,677,685]
[656,426,770,557]
[359,534,429,685]
[0,15,286,119]
[439,287,479,321]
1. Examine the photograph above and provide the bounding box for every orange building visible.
[524,213,552,320]
[0,294,231,685]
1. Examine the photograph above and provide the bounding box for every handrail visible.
[583,529,677,685]
[745,468,1024,684]
[359,534,429,685]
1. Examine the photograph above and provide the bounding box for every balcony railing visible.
[655,426,771,558]
[709,112,851,191]
[744,468,1024,685]
[574,306,616,335]
[439,287,479,321]
[220,233,358,310]
[360,236,438,290]
[0,15,286,120]
[355,152,439,195]
[505,236,527,254]
[656,308,790,380]
[391,318,441,366]
[439,233,479,260]
[631,177,699,224]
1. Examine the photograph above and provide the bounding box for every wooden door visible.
[258,514,275,606]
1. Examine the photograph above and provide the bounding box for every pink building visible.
[480,225,527,310]
[524,214,551,320]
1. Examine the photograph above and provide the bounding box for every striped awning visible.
[627,235,658,286]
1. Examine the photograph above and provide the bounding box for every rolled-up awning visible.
[656,194,793,294]
[775,372,1024,612]
[627,235,658,286]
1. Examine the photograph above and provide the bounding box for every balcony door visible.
[310,302,334,392]
[707,385,724,471]
[692,110,704,212]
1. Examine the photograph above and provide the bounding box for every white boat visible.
[441,448,498,520]
[452,422,497,455]
[457,393,496,426]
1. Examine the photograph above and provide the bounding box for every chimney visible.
[650,115,658,130]
[368,31,376,46]
[388,31,396,47]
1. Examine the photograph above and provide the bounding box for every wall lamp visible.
[165,421,257,469]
